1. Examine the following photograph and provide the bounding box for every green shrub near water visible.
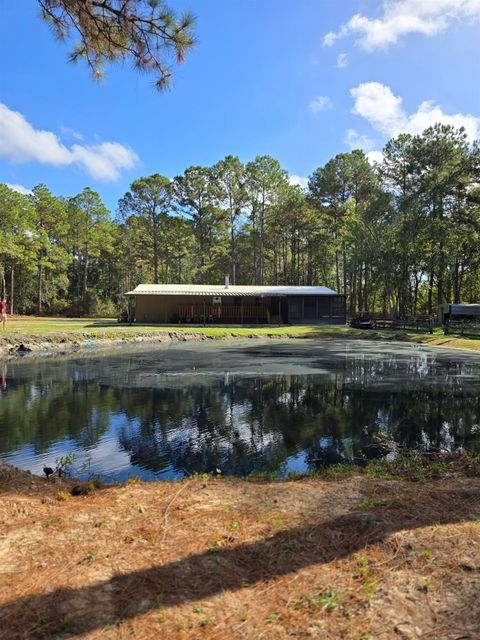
[244,451,480,484]
[348,451,480,481]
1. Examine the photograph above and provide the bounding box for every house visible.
[125,279,346,325]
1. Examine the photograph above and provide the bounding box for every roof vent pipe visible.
[225,275,229,289]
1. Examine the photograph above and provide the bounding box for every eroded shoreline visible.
[0,329,235,359]
[0,328,385,359]
[1,325,480,360]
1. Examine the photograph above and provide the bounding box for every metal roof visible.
[125,284,340,297]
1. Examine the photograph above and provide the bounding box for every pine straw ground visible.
[0,465,479,640]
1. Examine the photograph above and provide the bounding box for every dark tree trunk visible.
[437,239,445,307]
[37,262,43,315]
[259,196,265,285]
[231,217,236,285]
[427,269,435,317]
[350,263,356,317]
[152,234,159,284]
[9,264,14,315]
[363,263,368,311]
[1,269,5,302]
[83,247,89,297]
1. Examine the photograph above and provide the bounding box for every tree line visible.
[1,123,479,319]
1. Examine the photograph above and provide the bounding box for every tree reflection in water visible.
[0,342,479,479]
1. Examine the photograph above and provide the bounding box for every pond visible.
[1,339,480,481]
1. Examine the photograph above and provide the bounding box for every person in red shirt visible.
[0,299,6,329]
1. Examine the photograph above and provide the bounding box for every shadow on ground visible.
[1,485,479,639]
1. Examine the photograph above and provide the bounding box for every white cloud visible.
[59,125,84,141]
[71,142,138,182]
[344,128,376,151]
[0,102,138,182]
[350,81,480,141]
[3,182,32,195]
[323,0,480,50]
[289,175,309,189]
[351,82,406,136]
[0,103,71,166]
[309,95,333,114]
[406,100,480,140]
[365,150,384,165]
[337,53,349,68]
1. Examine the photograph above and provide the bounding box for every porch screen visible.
[304,297,317,319]
[288,298,302,321]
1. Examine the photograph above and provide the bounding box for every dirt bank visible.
[0,330,227,358]
[1,462,479,640]
[1,325,479,361]
[0,327,396,360]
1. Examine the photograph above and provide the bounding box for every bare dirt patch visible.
[1,465,479,639]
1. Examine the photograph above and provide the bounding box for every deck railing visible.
[177,303,270,323]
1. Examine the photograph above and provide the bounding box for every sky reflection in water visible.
[1,339,480,481]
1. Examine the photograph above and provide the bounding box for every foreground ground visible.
[1,315,480,354]
[1,463,479,640]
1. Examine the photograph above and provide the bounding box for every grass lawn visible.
[2,316,357,337]
[410,334,480,351]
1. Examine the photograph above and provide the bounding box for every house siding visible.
[133,293,346,325]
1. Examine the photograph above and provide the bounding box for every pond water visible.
[1,339,480,481]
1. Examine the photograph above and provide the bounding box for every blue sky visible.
[1,0,479,211]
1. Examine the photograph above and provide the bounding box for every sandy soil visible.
[1,463,479,640]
